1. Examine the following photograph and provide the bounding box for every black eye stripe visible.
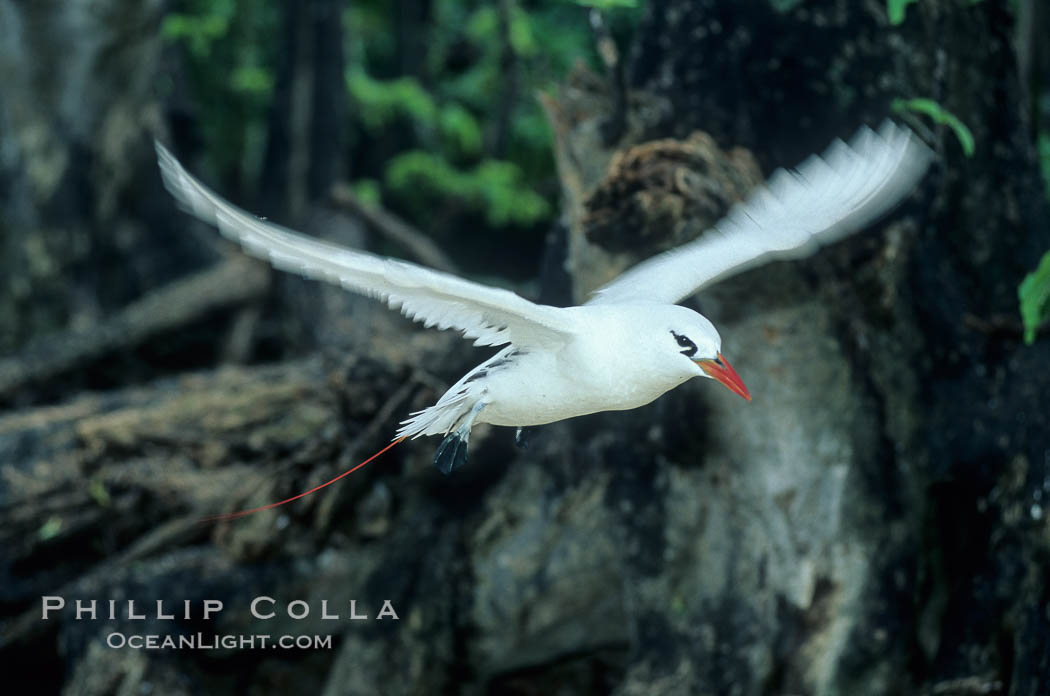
[670,331,698,357]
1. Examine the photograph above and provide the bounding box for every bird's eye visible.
[670,331,698,357]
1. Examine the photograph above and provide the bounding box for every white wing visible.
[155,142,573,348]
[589,121,932,305]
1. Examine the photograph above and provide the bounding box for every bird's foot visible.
[434,401,485,474]
[434,432,469,475]
[514,427,536,450]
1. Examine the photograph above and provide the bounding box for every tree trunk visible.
[0,0,203,355]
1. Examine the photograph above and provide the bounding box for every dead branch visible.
[329,182,459,273]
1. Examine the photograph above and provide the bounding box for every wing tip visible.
[586,119,934,306]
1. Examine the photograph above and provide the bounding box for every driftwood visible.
[0,354,436,652]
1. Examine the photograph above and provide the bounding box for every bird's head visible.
[661,307,751,401]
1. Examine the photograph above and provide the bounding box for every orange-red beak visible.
[696,353,751,401]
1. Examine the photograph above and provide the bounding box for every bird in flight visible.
[156,121,929,514]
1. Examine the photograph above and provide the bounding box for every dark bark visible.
[258,0,300,218]
[490,0,518,159]
[308,0,346,201]
[393,0,431,79]
[0,0,208,355]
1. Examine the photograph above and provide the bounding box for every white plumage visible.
[156,121,931,473]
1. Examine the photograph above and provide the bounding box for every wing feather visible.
[589,121,932,305]
[156,142,572,348]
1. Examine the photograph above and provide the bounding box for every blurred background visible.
[2,0,1050,694]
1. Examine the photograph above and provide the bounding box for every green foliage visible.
[385,151,550,226]
[438,104,483,157]
[161,0,235,57]
[509,7,539,55]
[887,0,920,24]
[346,70,438,131]
[89,477,111,508]
[38,516,63,541]
[472,161,552,226]
[164,0,630,251]
[465,6,538,56]
[892,98,975,157]
[342,0,604,233]
[1019,13,1049,345]
[161,0,277,178]
[1039,133,1050,201]
[230,65,274,96]
[1019,251,1050,345]
[350,179,382,209]
[345,71,484,157]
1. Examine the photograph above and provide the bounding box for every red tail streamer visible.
[203,437,406,523]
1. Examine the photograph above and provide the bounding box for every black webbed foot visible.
[434,432,469,474]
[514,426,537,450]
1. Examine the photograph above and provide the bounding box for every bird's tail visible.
[396,388,473,439]
[202,437,406,522]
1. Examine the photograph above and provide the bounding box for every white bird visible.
[155,121,930,480]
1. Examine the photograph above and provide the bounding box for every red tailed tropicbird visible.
[155,121,930,513]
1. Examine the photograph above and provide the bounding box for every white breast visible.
[477,305,692,427]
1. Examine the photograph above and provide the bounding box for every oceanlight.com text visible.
[106,632,334,650]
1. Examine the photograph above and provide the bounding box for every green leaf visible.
[887,0,920,25]
[349,179,382,209]
[465,7,499,42]
[89,477,111,508]
[892,97,975,157]
[346,70,437,131]
[438,104,483,157]
[1019,251,1050,345]
[473,159,551,225]
[385,150,465,197]
[38,516,63,541]
[230,65,273,96]
[384,151,550,226]
[510,7,538,56]
[160,0,236,57]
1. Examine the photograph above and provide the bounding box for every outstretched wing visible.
[589,121,932,306]
[156,142,573,348]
